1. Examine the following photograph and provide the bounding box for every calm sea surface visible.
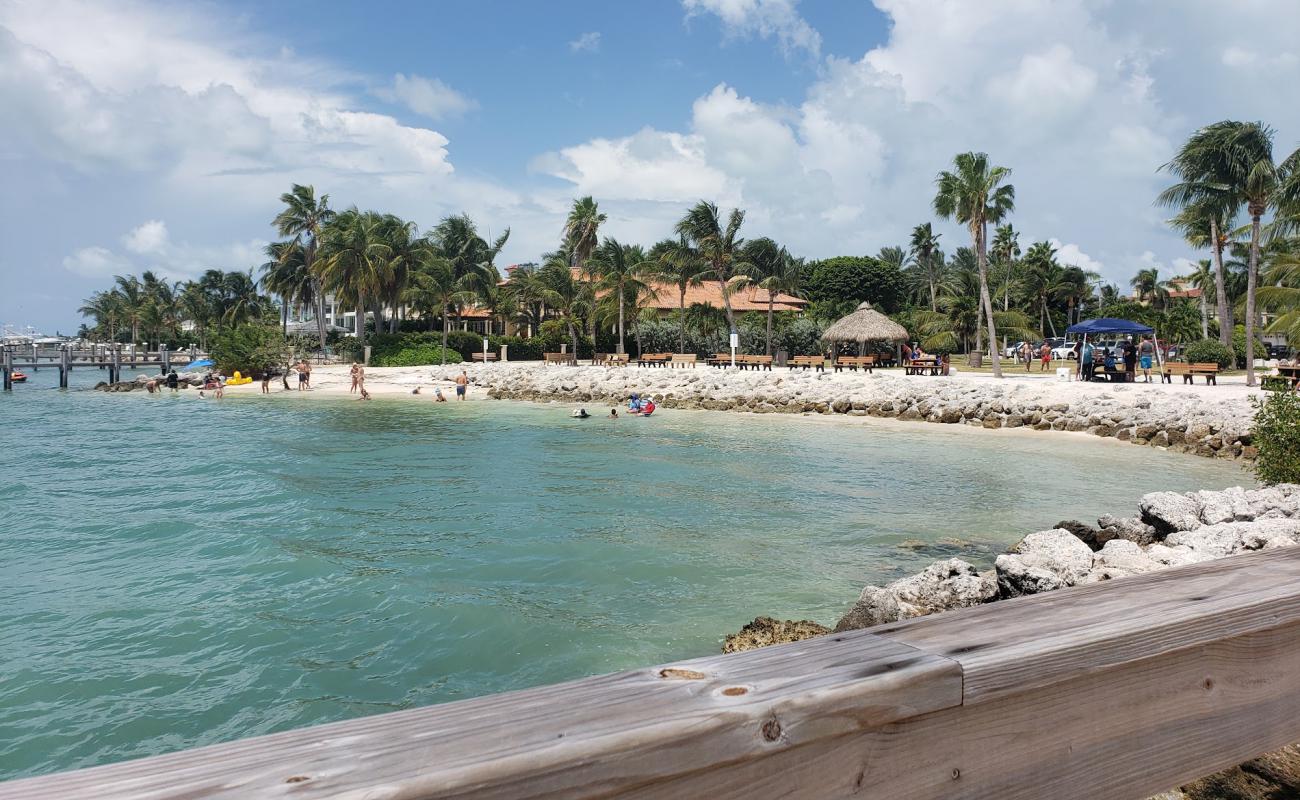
[0,366,1248,780]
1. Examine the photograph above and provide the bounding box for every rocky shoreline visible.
[432,363,1258,460]
[723,484,1300,799]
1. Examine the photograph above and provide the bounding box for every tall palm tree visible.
[221,270,265,327]
[537,255,588,356]
[405,251,467,359]
[591,238,652,355]
[1021,241,1065,336]
[1184,259,1215,339]
[316,209,392,349]
[675,201,752,334]
[112,274,146,345]
[260,240,310,335]
[273,184,335,351]
[650,236,708,353]
[1058,265,1097,328]
[990,224,1021,312]
[1165,201,1234,347]
[430,214,509,330]
[744,237,801,355]
[1130,267,1170,314]
[933,152,1015,377]
[908,223,943,311]
[78,290,124,341]
[876,246,908,272]
[564,196,606,340]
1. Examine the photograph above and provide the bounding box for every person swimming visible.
[628,393,642,414]
[609,408,618,418]
[641,397,656,416]
[571,408,591,418]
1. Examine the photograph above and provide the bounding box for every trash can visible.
[968,352,983,368]
[775,348,789,368]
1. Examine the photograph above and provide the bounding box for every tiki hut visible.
[820,302,910,359]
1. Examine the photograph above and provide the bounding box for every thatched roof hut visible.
[821,302,909,346]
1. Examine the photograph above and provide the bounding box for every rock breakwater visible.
[434,363,1257,460]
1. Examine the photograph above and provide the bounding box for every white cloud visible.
[569,32,601,53]
[123,220,169,254]
[62,246,131,277]
[373,73,476,120]
[1049,239,1103,274]
[683,0,820,58]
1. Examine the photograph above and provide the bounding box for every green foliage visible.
[372,344,461,367]
[804,256,905,312]
[209,324,289,376]
[1232,325,1266,368]
[1251,391,1300,484]
[1181,338,1233,368]
[774,317,826,356]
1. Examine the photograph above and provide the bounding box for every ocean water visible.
[0,367,1249,780]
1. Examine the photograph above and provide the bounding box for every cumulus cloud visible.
[123,220,169,254]
[683,0,820,58]
[569,32,601,53]
[373,73,476,120]
[1049,239,1104,274]
[62,246,132,278]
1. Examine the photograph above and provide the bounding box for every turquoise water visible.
[0,367,1248,780]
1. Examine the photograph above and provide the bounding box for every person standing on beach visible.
[455,370,468,400]
[349,362,360,394]
[355,362,365,396]
[1019,341,1032,372]
[296,361,307,391]
[1039,341,1052,371]
[166,369,179,392]
[1138,336,1155,383]
[261,371,270,394]
[302,360,312,389]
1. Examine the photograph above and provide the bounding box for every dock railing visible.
[5,547,1300,799]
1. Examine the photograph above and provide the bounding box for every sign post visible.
[729,330,738,368]
[483,337,489,363]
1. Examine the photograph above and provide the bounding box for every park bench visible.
[637,353,671,367]
[1190,362,1219,384]
[789,355,825,372]
[604,353,629,367]
[833,355,875,373]
[1162,362,1218,385]
[544,352,576,366]
[670,354,698,368]
[742,355,773,371]
[471,352,498,362]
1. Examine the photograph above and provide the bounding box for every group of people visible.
[1015,341,1057,372]
[571,394,656,419]
[1072,336,1158,383]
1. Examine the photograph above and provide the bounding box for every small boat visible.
[10,371,28,382]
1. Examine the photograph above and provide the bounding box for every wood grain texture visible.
[619,621,1300,799]
[0,630,960,800]
[880,546,1300,702]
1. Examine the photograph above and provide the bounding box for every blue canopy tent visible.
[1065,318,1159,379]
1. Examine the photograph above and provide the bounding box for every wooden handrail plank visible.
[626,621,1300,799]
[878,547,1300,703]
[0,632,960,800]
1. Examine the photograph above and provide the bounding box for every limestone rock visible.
[834,586,903,632]
[1055,519,1103,551]
[1007,528,1094,585]
[1085,539,1161,582]
[995,554,1066,598]
[1096,514,1159,547]
[1139,491,1203,534]
[722,616,830,654]
[887,558,997,618]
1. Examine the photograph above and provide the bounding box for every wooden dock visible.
[4,547,1300,798]
[1,344,209,390]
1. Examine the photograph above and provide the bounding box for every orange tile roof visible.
[638,282,806,312]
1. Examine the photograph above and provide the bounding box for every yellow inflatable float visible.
[226,370,253,386]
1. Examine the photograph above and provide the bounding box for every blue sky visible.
[4,0,1300,333]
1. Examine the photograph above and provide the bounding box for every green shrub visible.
[1252,391,1300,484]
[209,324,289,376]
[1181,338,1233,368]
[372,344,461,367]
[1233,325,1267,368]
[492,335,543,361]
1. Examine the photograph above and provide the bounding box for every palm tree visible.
[990,224,1021,312]
[221,270,265,327]
[876,246,908,272]
[744,237,801,355]
[1058,265,1097,328]
[404,250,467,360]
[591,238,652,355]
[78,290,124,341]
[907,223,943,311]
[112,274,147,345]
[564,196,606,340]
[273,184,335,351]
[260,240,310,335]
[1130,268,1170,311]
[1183,259,1215,338]
[675,201,752,334]
[537,255,588,355]
[933,152,1015,377]
[1165,201,1234,347]
[651,236,708,353]
[429,214,509,330]
[316,209,392,349]
[1021,241,1065,336]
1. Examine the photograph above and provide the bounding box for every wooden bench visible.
[471,352,498,362]
[833,355,875,373]
[603,353,630,367]
[637,353,671,368]
[738,355,772,371]
[1162,362,1219,385]
[904,358,940,375]
[544,352,576,366]
[789,355,825,372]
[670,354,698,368]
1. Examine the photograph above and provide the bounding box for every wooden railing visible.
[6,548,1300,799]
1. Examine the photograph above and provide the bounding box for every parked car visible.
[1051,342,1078,360]
[1003,341,1032,358]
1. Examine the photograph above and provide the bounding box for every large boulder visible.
[1165,521,1254,559]
[1083,539,1162,582]
[1194,487,1253,525]
[994,554,1066,597]
[1008,528,1094,585]
[722,616,830,654]
[1055,519,1104,551]
[1096,515,1159,547]
[887,558,997,617]
[834,586,903,632]
[1140,491,1204,535]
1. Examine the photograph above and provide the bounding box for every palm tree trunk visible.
[1209,218,1232,359]
[718,278,736,335]
[976,222,1002,378]
[356,292,366,350]
[617,284,626,355]
[766,297,774,356]
[281,299,288,336]
[678,286,687,353]
[567,320,579,358]
[441,303,450,364]
[1199,290,1208,339]
[1246,213,1261,386]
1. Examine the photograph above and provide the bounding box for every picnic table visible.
[1277,365,1300,389]
[904,358,940,375]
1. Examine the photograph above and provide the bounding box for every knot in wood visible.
[761,718,782,742]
